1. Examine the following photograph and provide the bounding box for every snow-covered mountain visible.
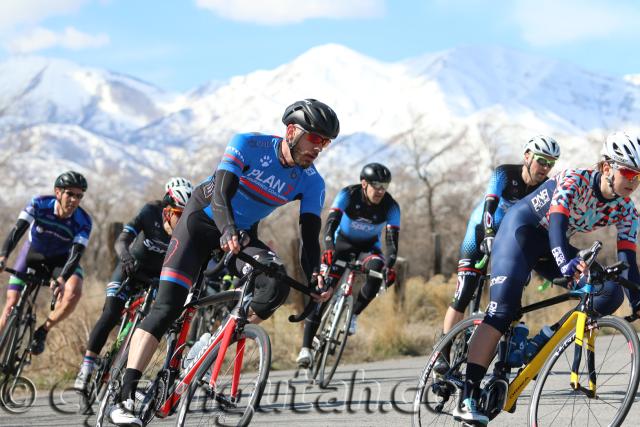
[1,44,639,202]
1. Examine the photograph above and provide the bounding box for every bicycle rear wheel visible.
[317,295,353,388]
[529,315,640,427]
[412,314,484,427]
[175,324,271,427]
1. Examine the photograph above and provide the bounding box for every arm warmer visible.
[299,213,322,282]
[59,243,86,281]
[322,209,342,251]
[211,169,239,233]
[114,230,135,261]
[548,212,572,272]
[0,219,30,257]
[385,226,400,268]
[482,196,499,234]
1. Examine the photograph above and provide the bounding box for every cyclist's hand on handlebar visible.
[121,253,137,278]
[561,257,587,287]
[220,226,240,254]
[383,266,396,287]
[311,272,333,303]
[0,256,5,272]
[480,236,494,255]
[50,277,65,299]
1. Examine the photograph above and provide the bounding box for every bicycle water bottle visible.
[524,325,553,363]
[183,332,211,370]
[507,322,529,367]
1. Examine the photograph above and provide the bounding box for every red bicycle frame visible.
[157,312,243,417]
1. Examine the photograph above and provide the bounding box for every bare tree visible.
[408,126,468,233]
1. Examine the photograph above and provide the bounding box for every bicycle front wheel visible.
[175,323,271,427]
[412,314,484,427]
[318,295,353,389]
[529,315,640,427]
[0,311,19,371]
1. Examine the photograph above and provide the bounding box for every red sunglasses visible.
[611,162,640,182]
[163,206,183,222]
[294,125,332,148]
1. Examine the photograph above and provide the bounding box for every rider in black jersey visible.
[296,163,401,367]
[73,178,193,391]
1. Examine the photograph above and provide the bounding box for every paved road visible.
[1,353,639,426]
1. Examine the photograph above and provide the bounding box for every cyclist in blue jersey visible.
[0,171,92,355]
[434,136,560,374]
[73,178,192,391]
[455,132,640,426]
[296,163,401,367]
[109,99,340,426]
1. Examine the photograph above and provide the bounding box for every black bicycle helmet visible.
[360,163,392,183]
[282,99,340,140]
[54,171,88,191]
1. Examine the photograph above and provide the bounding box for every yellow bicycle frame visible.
[504,310,590,412]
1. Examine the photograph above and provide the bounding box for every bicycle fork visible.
[570,311,597,398]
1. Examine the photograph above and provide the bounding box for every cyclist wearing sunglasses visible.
[455,132,640,426]
[296,162,401,367]
[109,99,339,426]
[0,171,92,355]
[74,178,192,392]
[436,135,560,373]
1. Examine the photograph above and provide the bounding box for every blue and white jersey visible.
[467,164,546,231]
[202,133,326,229]
[331,184,401,246]
[19,195,92,256]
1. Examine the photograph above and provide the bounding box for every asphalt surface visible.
[1,350,639,426]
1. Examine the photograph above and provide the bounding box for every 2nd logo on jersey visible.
[531,189,550,211]
[259,155,272,167]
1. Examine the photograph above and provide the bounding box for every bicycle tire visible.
[318,294,353,389]
[0,312,19,372]
[175,324,271,427]
[94,344,130,427]
[310,299,335,380]
[2,314,34,404]
[529,315,640,427]
[412,314,484,427]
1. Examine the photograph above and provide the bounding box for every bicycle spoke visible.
[177,324,270,427]
[530,317,640,427]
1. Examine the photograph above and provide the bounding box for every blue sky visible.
[1,0,639,91]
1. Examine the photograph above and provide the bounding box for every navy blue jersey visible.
[19,195,92,256]
[200,133,326,229]
[331,185,400,247]
[123,201,170,275]
[467,164,546,231]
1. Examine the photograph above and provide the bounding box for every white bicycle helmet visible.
[601,132,640,171]
[524,135,561,159]
[164,176,193,192]
[166,185,192,209]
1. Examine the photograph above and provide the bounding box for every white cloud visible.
[6,26,110,54]
[195,0,385,25]
[0,0,87,31]
[512,0,640,46]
